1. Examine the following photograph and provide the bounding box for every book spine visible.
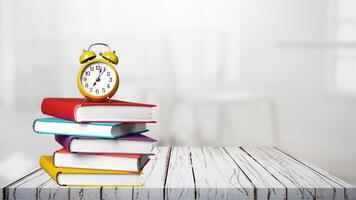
[55,135,72,152]
[41,98,77,121]
[39,156,59,183]
[32,119,39,133]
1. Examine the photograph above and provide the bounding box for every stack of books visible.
[33,97,156,186]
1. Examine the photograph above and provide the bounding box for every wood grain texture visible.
[68,187,101,200]
[101,147,172,200]
[4,168,43,199]
[276,147,356,199]
[37,177,69,200]
[190,147,255,199]
[3,146,356,200]
[164,147,195,200]
[101,187,133,200]
[133,146,171,200]
[242,147,346,199]
[6,169,50,200]
[224,146,287,199]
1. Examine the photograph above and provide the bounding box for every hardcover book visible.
[40,156,143,186]
[53,149,150,172]
[33,117,147,138]
[55,134,156,154]
[41,98,156,123]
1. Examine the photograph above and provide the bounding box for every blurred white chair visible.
[113,37,175,144]
[113,33,278,146]
[161,31,279,145]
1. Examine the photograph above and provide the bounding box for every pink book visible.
[55,134,156,155]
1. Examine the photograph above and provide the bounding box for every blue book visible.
[33,117,148,138]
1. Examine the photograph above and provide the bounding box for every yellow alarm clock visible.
[77,43,119,101]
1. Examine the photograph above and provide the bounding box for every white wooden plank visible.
[133,146,171,200]
[189,146,224,199]
[7,170,50,200]
[243,147,346,199]
[164,147,195,200]
[4,146,356,200]
[297,162,356,200]
[224,146,286,199]
[102,146,171,200]
[5,168,43,189]
[101,187,133,200]
[190,147,254,199]
[37,178,70,200]
[69,187,101,200]
[5,169,47,200]
[276,147,356,199]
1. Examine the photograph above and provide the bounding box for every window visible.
[333,0,356,94]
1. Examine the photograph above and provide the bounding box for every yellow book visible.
[39,155,144,186]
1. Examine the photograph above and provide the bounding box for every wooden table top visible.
[2,147,356,200]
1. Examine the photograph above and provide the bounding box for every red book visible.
[41,98,156,123]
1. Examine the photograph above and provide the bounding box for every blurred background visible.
[1,0,356,186]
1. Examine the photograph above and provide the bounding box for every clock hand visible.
[96,67,106,81]
[96,68,102,81]
[92,67,106,87]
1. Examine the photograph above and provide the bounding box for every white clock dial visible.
[81,62,116,97]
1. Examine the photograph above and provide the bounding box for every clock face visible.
[80,62,117,98]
